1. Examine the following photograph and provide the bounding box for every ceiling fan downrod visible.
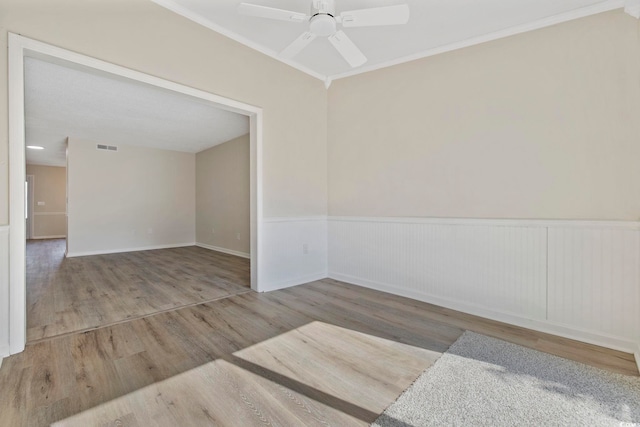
[309,0,337,36]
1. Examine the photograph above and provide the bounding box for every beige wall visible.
[4,4,637,225]
[328,10,640,221]
[0,0,328,227]
[196,134,250,254]
[67,138,195,255]
[25,164,66,238]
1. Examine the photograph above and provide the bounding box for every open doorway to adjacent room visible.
[9,35,263,351]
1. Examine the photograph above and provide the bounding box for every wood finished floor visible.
[1,243,636,426]
[26,239,251,342]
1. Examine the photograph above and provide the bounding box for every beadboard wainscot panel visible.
[548,224,640,351]
[0,225,9,360]
[261,217,328,291]
[329,217,640,353]
[329,217,547,321]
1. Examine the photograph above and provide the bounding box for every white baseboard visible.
[30,235,66,240]
[635,344,640,374]
[196,242,250,259]
[263,271,328,292]
[329,272,638,354]
[66,242,196,258]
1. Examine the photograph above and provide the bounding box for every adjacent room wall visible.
[196,134,250,257]
[25,164,66,239]
[328,10,640,221]
[67,138,195,256]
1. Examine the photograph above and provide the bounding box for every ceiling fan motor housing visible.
[310,0,337,36]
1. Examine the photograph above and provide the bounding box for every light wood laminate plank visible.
[0,244,634,427]
[26,239,250,342]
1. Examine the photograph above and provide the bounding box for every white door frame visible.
[25,175,34,240]
[8,33,264,355]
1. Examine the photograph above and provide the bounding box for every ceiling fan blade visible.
[328,30,367,68]
[340,4,410,27]
[281,32,317,59]
[238,3,308,23]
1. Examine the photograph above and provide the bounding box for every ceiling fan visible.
[238,0,410,68]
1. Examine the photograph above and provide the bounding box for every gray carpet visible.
[373,331,640,427]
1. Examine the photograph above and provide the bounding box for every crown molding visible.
[329,0,625,82]
[150,0,327,82]
[153,0,627,86]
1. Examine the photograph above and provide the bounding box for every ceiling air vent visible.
[97,144,118,152]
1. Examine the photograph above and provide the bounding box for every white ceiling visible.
[25,57,249,167]
[152,0,625,83]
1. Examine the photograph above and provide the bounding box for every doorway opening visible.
[9,33,264,355]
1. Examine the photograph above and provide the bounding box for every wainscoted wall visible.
[25,164,67,239]
[548,227,639,341]
[261,217,328,292]
[3,215,638,359]
[31,212,66,239]
[328,217,640,353]
[0,225,9,359]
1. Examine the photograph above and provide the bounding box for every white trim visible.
[30,235,66,240]
[0,226,9,360]
[264,271,328,292]
[329,216,640,229]
[20,46,261,116]
[26,175,34,239]
[251,109,262,292]
[635,344,640,374]
[196,242,250,259]
[263,216,328,223]
[8,33,264,356]
[66,243,196,258]
[625,0,640,17]
[9,33,27,355]
[330,1,626,82]
[329,272,638,353]
[150,0,326,82]
[32,212,66,216]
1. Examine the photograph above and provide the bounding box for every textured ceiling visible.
[25,57,249,167]
[152,0,622,82]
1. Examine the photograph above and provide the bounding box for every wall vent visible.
[97,144,118,152]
